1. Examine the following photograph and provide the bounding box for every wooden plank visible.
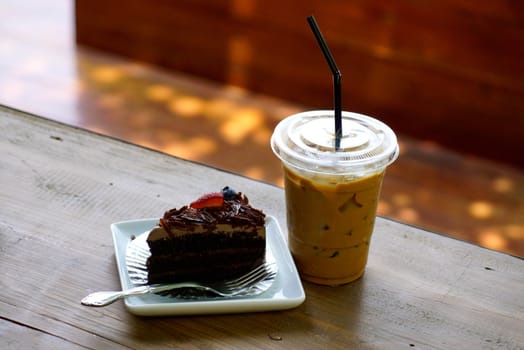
[1,105,523,348]
[0,318,87,350]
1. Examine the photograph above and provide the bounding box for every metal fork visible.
[81,262,276,307]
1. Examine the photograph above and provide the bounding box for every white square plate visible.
[111,215,305,316]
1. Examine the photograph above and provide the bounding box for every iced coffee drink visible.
[271,111,398,285]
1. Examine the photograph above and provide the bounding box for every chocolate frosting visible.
[159,192,265,236]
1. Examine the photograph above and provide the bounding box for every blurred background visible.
[1,0,523,257]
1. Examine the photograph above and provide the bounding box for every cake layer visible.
[147,257,264,284]
[145,189,266,284]
[147,224,264,243]
[148,230,265,254]
[147,247,265,268]
[147,241,265,283]
[149,193,265,241]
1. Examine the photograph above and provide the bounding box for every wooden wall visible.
[75,0,524,168]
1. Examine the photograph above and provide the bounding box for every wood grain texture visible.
[2,0,523,257]
[75,0,524,168]
[1,105,523,349]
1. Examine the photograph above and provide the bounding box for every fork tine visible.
[224,270,277,296]
[154,262,277,299]
[239,268,276,288]
[222,262,267,286]
[224,262,268,285]
[224,262,269,286]
[223,262,276,289]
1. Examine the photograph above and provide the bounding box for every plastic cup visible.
[271,110,399,285]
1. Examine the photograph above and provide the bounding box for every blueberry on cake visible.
[146,187,266,284]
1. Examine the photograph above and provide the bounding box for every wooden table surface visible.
[1,104,523,349]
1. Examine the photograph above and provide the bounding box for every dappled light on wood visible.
[90,66,123,84]
[145,84,176,102]
[167,95,205,118]
[1,0,522,258]
[468,201,495,220]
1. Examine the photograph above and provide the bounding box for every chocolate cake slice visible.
[146,187,266,284]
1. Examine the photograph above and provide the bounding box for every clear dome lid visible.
[271,110,399,175]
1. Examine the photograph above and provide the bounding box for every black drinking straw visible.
[307,15,342,150]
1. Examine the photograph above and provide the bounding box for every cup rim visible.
[270,110,399,175]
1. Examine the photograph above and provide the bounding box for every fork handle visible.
[81,283,195,307]
[81,285,153,306]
